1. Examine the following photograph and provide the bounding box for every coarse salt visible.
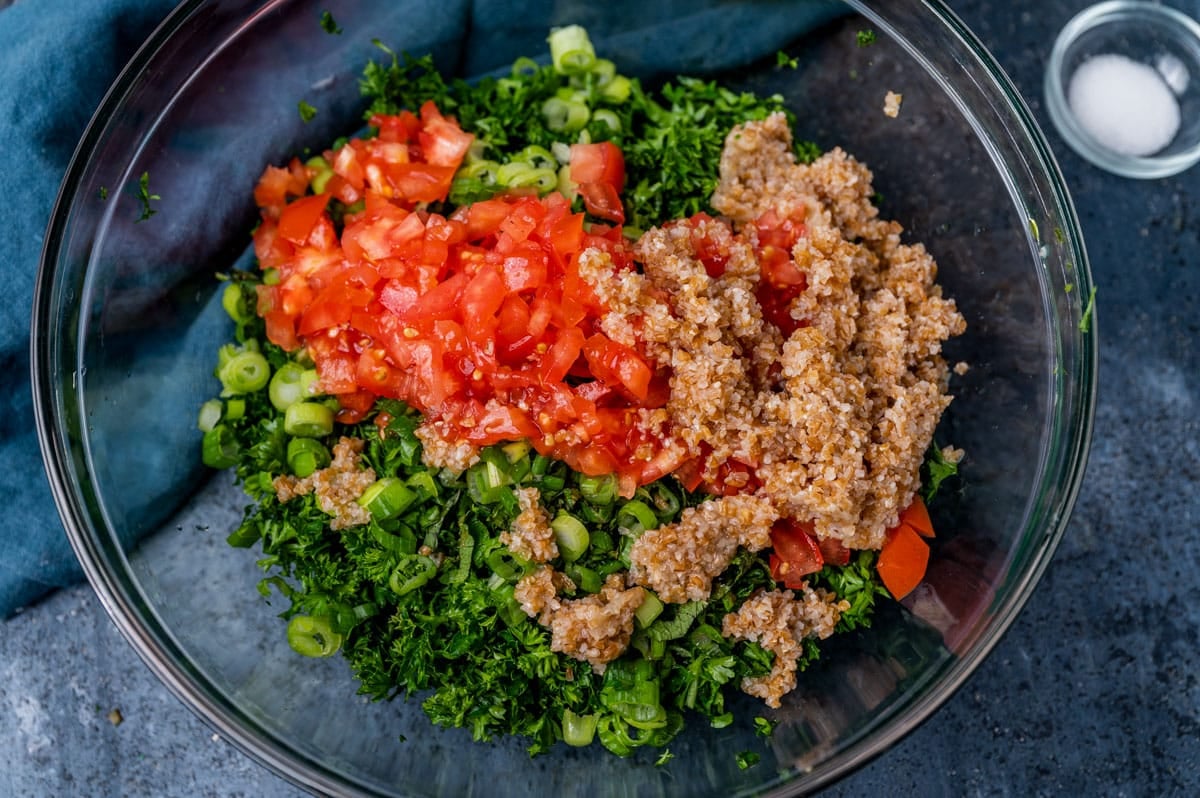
[1067,53,1181,157]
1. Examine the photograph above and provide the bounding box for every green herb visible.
[921,444,959,503]
[776,51,798,69]
[736,751,761,769]
[1078,285,1097,333]
[655,749,675,766]
[1065,283,1074,293]
[753,716,777,737]
[319,10,342,35]
[856,29,877,47]
[812,550,887,632]
[298,101,318,123]
[98,186,108,200]
[134,171,159,222]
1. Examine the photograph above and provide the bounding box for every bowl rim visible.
[31,1,1098,795]
[1043,0,1200,179]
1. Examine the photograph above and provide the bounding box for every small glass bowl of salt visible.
[1045,0,1200,178]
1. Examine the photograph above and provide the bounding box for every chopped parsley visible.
[98,186,108,200]
[776,50,799,69]
[736,751,761,769]
[298,100,318,123]
[134,171,159,222]
[319,10,342,35]
[921,444,959,503]
[856,29,877,47]
[753,716,777,737]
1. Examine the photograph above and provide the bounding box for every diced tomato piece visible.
[769,519,825,588]
[582,333,653,401]
[898,495,935,537]
[570,142,626,224]
[877,523,930,600]
[817,536,852,567]
[538,326,586,384]
[276,193,330,245]
[417,100,474,167]
[569,141,625,189]
[577,181,625,224]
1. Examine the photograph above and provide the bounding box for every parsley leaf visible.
[775,51,799,69]
[856,29,877,47]
[134,172,160,222]
[319,10,342,35]
[921,443,959,503]
[298,101,318,123]
[736,751,761,769]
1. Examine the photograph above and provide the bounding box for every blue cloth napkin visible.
[1,0,844,618]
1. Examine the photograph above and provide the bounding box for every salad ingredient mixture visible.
[200,25,964,759]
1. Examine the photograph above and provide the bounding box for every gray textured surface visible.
[4,0,1199,796]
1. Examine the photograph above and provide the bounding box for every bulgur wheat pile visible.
[273,437,376,530]
[584,112,965,552]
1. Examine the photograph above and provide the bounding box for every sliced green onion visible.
[511,55,540,77]
[487,548,529,582]
[405,471,439,502]
[221,282,254,324]
[497,163,558,193]
[459,158,502,184]
[562,709,599,747]
[542,96,590,133]
[269,362,319,411]
[201,425,239,469]
[565,563,602,594]
[590,58,616,86]
[224,397,246,421]
[579,473,618,505]
[286,615,342,658]
[516,145,559,170]
[305,155,334,194]
[600,75,632,103]
[617,499,659,535]
[389,554,438,596]
[283,401,334,438]
[547,24,596,74]
[218,350,270,395]
[556,163,577,199]
[357,477,417,520]
[551,512,590,562]
[635,591,664,629]
[197,399,223,432]
[467,456,512,504]
[287,437,330,478]
[369,520,418,555]
[591,109,621,134]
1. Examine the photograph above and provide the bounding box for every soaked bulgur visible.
[721,587,850,707]
[515,568,645,672]
[501,486,559,563]
[584,112,965,552]
[274,437,376,530]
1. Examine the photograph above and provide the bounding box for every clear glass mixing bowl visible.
[32,1,1096,795]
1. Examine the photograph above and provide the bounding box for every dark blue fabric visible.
[1,0,844,617]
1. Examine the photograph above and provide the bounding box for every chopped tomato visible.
[769,519,824,589]
[569,142,626,223]
[276,193,330,245]
[898,495,935,537]
[877,523,930,600]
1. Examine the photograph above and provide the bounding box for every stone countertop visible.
[3,1,1198,795]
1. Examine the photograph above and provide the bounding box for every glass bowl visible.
[1044,0,1200,178]
[31,1,1096,795]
